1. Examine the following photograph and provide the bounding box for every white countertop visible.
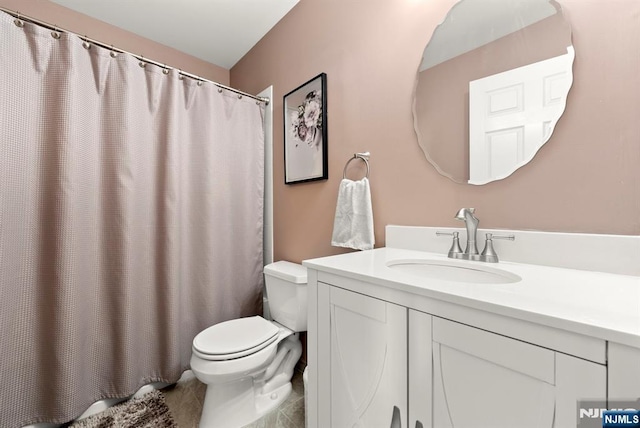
[303,247,640,348]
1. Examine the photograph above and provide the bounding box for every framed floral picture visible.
[283,73,328,184]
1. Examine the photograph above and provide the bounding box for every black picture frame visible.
[283,73,328,184]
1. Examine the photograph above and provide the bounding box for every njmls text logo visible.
[602,410,640,427]
[578,400,640,428]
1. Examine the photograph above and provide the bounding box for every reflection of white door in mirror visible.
[468,47,574,184]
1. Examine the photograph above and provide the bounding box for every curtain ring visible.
[238,94,243,99]
[51,27,61,39]
[82,37,91,50]
[197,81,203,86]
[217,87,223,93]
[139,56,146,68]
[14,11,24,27]
[162,66,170,75]
[178,70,184,80]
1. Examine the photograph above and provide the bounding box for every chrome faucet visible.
[455,208,480,260]
[437,208,515,262]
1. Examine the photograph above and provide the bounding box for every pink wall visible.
[2,0,637,265]
[0,0,229,84]
[231,0,640,264]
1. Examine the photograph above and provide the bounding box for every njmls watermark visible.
[578,400,640,428]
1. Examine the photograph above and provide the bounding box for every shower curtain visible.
[0,12,265,428]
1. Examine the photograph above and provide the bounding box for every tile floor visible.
[163,369,305,428]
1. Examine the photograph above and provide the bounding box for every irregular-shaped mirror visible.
[413,0,573,185]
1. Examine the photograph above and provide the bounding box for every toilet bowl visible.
[191,261,307,428]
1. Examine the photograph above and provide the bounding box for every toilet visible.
[190,261,307,428]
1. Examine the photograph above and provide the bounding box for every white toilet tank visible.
[264,261,307,332]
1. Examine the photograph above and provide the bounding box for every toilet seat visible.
[193,316,279,361]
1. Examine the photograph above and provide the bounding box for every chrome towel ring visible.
[343,152,370,180]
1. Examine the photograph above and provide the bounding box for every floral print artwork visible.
[290,89,323,149]
[283,72,327,184]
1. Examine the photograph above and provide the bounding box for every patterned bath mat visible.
[70,390,177,428]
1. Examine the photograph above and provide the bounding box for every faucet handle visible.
[436,231,463,259]
[490,233,515,241]
[480,233,515,263]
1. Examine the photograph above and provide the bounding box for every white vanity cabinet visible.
[316,283,407,428]
[310,272,610,428]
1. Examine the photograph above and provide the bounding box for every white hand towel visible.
[331,177,374,251]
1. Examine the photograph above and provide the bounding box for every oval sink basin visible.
[386,259,521,284]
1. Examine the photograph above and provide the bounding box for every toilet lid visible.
[193,316,279,357]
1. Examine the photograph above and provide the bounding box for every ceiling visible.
[50,0,299,69]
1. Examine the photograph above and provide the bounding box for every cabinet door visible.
[608,342,640,400]
[320,284,407,428]
[555,352,606,427]
[432,317,605,428]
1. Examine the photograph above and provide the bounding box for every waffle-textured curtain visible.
[0,12,265,428]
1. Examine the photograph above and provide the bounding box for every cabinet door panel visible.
[555,352,606,427]
[433,317,554,383]
[329,286,407,428]
[609,343,640,400]
[433,343,555,428]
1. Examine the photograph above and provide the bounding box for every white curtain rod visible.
[0,7,270,105]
